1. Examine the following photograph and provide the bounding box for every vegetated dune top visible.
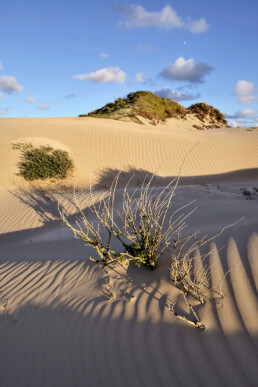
[80,91,228,129]
[0,116,257,189]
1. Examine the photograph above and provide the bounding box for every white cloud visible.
[135,72,144,83]
[38,104,50,110]
[225,108,257,119]
[155,86,200,101]
[0,93,3,100]
[237,108,256,117]
[134,72,151,84]
[26,95,35,104]
[237,95,258,104]
[0,75,23,94]
[228,120,243,128]
[188,17,209,34]
[72,66,126,84]
[100,52,109,59]
[160,57,213,83]
[0,106,12,115]
[119,4,209,33]
[0,60,3,71]
[136,43,155,51]
[227,117,258,128]
[234,80,258,104]
[234,80,255,96]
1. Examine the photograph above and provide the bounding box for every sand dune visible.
[0,117,257,386]
[1,117,258,189]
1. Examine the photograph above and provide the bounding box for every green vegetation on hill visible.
[129,91,186,122]
[80,91,186,124]
[12,142,74,181]
[79,91,227,127]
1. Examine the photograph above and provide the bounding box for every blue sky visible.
[1,0,258,127]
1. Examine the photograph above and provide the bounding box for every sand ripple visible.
[0,223,257,387]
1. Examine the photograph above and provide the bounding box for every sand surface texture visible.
[0,117,258,386]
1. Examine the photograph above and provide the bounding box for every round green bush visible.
[13,142,74,181]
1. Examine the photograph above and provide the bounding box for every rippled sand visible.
[0,117,257,386]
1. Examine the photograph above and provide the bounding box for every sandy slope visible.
[0,117,257,387]
[1,117,258,189]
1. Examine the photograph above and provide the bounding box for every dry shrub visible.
[59,172,241,329]
[59,172,198,268]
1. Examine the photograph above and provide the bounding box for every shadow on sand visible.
[93,166,258,190]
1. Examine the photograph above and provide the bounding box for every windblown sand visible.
[0,117,257,386]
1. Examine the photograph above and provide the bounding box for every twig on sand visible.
[3,301,8,319]
[8,320,17,327]
[89,257,100,263]
[169,302,206,330]
[104,290,114,302]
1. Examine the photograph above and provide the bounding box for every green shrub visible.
[80,91,186,124]
[122,235,159,268]
[12,142,74,181]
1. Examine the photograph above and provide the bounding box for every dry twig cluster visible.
[59,173,241,329]
[170,220,240,304]
[59,173,195,268]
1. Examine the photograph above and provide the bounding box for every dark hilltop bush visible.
[188,102,227,125]
[12,142,74,181]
